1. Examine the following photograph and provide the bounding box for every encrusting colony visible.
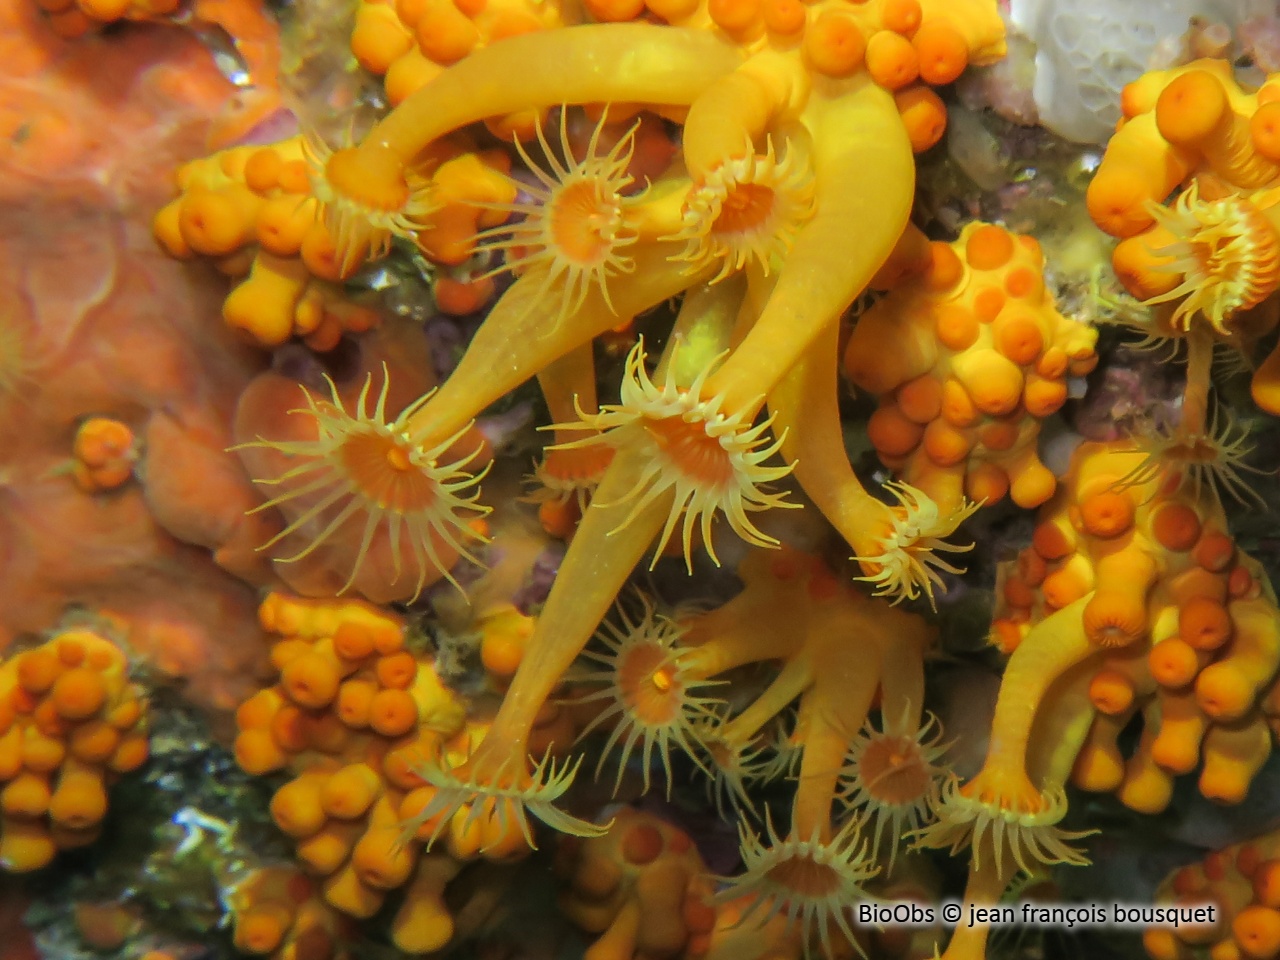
[846,221,1099,515]
[155,133,520,345]
[554,806,720,960]
[1088,57,1280,488]
[1078,53,1280,960]
[0,630,149,872]
[1145,830,1280,960]
[922,440,1280,960]
[233,592,513,954]
[155,138,385,350]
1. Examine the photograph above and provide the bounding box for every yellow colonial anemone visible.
[560,338,798,570]
[473,109,647,325]
[242,0,1006,853]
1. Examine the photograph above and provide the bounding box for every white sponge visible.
[1011,0,1250,144]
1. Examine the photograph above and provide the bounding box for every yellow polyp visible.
[470,112,648,326]
[668,131,817,281]
[256,196,319,257]
[936,856,1005,960]
[1199,718,1270,803]
[1156,69,1231,146]
[1167,75,1280,189]
[401,240,708,448]
[527,344,607,512]
[769,318,973,606]
[178,183,265,257]
[972,597,1095,790]
[152,200,191,258]
[482,441,677,756]
[791,708,857,840]
[362,25,743,164]
[567,331,796,570]
[414,149,515,264]
[305,133,436,272]
[703,77,914,414]
[326,144,413,213]
[0,819,57,873]
[221,252,308,350]
[70,418,136,493]
[1143,183,1280,334]
[680,52,800,176]
[390,856,459,953]
[352,0,414,73]
[1071,717,1127,794]
[1198,599,1280,722]
[678,557,804,675]
[575,595,725,797]
[920,0,1007,64]
[1089,113,1195,240]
